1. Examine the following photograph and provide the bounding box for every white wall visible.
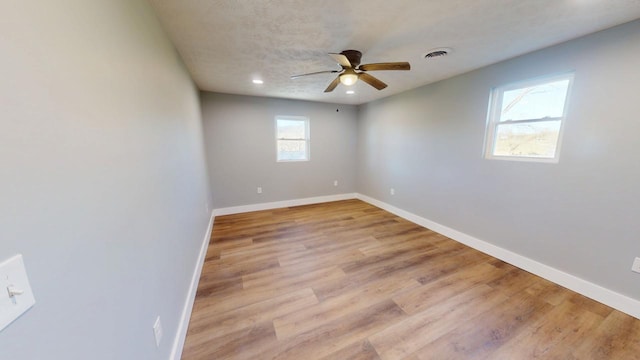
[201,93,358,209]
[357,20,640,303]
[0,1,211,359]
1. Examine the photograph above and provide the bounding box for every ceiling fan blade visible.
[324,76,341,92]
[359,73,387,90]
[291,70,339,79]
[329,53,352,68]
[358,62,411,71]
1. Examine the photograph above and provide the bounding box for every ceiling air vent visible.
[424,48,452,59]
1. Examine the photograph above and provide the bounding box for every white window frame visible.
[275,116,310,162]
[484,72,574,163]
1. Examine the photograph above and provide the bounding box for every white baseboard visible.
[170,211,215,360]
[212,193,358,216]
[356,193,640,320]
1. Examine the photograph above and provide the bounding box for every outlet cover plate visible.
[153,316,163,347]
[0,254,36,331]
[632,257,640,274]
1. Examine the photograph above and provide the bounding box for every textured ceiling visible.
[148,0,640,105]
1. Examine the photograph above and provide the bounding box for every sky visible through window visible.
[277,118,308,161]
[501,80,570,122]
[277,119,306,139]
[490,77,571,159]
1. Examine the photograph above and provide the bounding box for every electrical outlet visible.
[153,316,163,347]
[333,180,338,187]
[257,187,262,194]
[390,188,395,196]
[632,257,640,274]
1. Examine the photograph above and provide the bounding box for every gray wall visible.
[202,93,357,208]
[0,1,211,359]
[357,20,640,301]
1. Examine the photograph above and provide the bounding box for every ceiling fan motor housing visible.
[341,50,362,68]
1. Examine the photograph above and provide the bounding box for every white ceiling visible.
[148,0,640,105]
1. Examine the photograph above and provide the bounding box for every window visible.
[276,116,309,161]
[484,73,574,162]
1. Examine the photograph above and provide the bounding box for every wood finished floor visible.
[182,199,640,359]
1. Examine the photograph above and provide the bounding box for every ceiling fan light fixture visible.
[339,73,358,86]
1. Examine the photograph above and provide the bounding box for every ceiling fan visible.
[291,50,410,92]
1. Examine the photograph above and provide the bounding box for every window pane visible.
[500,79,570,121]
[277,119,306,139]
[493,120,560,158]
[277,140,307,160]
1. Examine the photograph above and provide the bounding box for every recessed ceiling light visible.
[252,79,263,84]
[346,90,355,95]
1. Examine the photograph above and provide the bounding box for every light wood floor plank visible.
[572,310,640,359]
[413,292,553,359]
[186,288,318,340]
[369,284,509,360]
[391,262,507,315]
[269,300,407,360]
[318,339,382,360]
[487,299,604,359]
[273,276,420,340]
